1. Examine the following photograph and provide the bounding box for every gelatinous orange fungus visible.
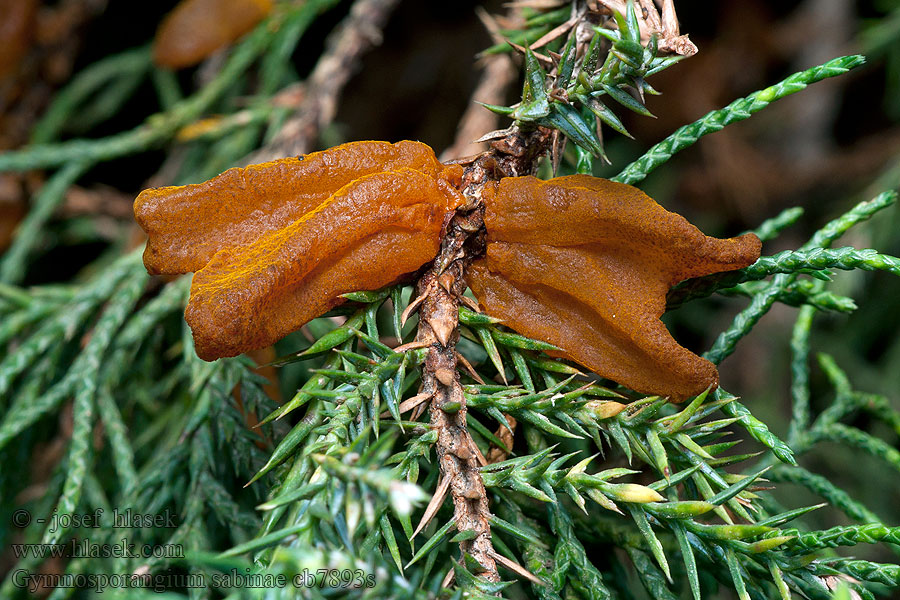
[136,140,455,275]
[134,140,463,360]
[153,0,273,69]
[466,175,761,401]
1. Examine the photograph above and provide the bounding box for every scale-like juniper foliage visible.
[1,2,899,599]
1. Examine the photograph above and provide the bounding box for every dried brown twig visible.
[593,0,697,56]
[248,0,400,163]
[412,127,550,585]
[440,54,517,162]
[486,416,517,464]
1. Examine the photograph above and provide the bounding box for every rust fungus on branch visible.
[134,140,463,360]
[134,137,761,585]
[134,141,760,390]
[467,174,761,401]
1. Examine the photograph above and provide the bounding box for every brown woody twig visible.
[248,0,400,163]
[413,126,550,584]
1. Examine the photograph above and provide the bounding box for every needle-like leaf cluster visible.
[1,2,900,600]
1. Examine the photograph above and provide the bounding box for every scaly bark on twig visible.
[414,127,550,583]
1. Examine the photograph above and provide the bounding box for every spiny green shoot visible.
[0,3,899,600]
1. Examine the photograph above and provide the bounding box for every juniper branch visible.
[0,161,91,284]
[669,246,900,307]
[777,524,900,553]
[411,127,549,585]
[705,190,897,366]
[0,1,337,173]
[415,184,499,582]
[612,55,867,185]
[814,560,900,587]
[768,465,881,524]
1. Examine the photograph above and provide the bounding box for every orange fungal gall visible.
[134,140,463,360]
[153,0,273,69]
[466,175,761,401]
[135,141,759,402]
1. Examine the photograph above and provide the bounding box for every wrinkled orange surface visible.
[466,175,761,401]
[136,140,451,274]
[153,0,273,69]
[134,140,463,360]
